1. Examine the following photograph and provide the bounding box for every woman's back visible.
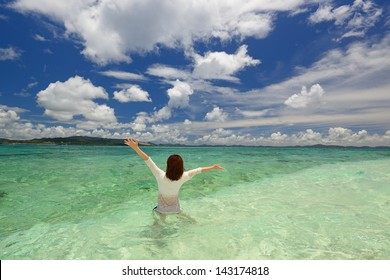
[144,157,202,213]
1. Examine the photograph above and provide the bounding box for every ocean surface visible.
[0,144,389,260]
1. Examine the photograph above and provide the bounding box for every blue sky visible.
[1,0,389,146]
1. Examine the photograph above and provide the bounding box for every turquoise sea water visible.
[0,144,389,260]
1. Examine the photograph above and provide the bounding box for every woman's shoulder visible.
[184,167,202,178]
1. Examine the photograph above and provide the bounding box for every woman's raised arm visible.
[200,164,224,173]
[124,138,149,161]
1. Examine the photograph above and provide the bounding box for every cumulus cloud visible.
[265,127,380,146]
[37,76,117,128]
[10,0,310,64]
[151,107,172,123]
[227,12,273,40]
[194,128,251,145]
[309,0,382,39]
[308,5,334,23]
[326,127,369,144]
[192,45,260,81]
[113,85,151,103]
[0,108,20,127]
[167,80,194,109]
[130,112,148,132]
[204,107,229,122]
[146,80,194,123]
[284,84,325,109]
[309,4,348,24]
[135,125,188,145]
[0,47,21,61]
[270,131,289,142]
[146,45,260,84]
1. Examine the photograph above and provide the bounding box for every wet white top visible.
[144,157,202,214]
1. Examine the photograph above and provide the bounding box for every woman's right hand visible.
[213,164,224,170]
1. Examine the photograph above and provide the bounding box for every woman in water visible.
[124,138,224,214]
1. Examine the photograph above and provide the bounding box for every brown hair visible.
[165,154,184,181]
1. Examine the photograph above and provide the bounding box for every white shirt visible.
[144,157,202,213]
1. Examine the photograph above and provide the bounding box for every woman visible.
[124,138,223,214]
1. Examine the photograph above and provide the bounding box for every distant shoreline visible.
[1,136,389,148]
[0,136,154,147]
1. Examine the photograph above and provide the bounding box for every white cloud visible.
[308,5,334,23]
[147,80,194,123]
[33,34,47,41]
[326,127,369,144]
[284,84,325,109]
[146,45,260,86]
[99,70,146,81]
[146,64,189,80]
[27,81,38,89]
[204,107,228,122]
[142,125,189,144]
[270,131,288,141]
[192,45,260,81]
[131,112,148,132]
[37,76,117,128]
[215,127,234,137]
[309,0,382,40]
[235,108,270,118]
[0,108,20,127]
[193,127,390,147]
[113,85,151,103]
[11,0,311,64]
[294,129,322,143]
[194,128,250,145]
[0,47,21,61]
[167,80,194,109]
[214,11,273,40]
[151,107,172,122]
[82,104,114,122]
[290,35,390,89]
[0,105,27,113]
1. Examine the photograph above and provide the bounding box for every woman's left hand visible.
[124,138,139,149]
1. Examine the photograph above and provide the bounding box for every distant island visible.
[0,136,155,146]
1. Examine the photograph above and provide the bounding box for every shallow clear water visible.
[0,145,389,259]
